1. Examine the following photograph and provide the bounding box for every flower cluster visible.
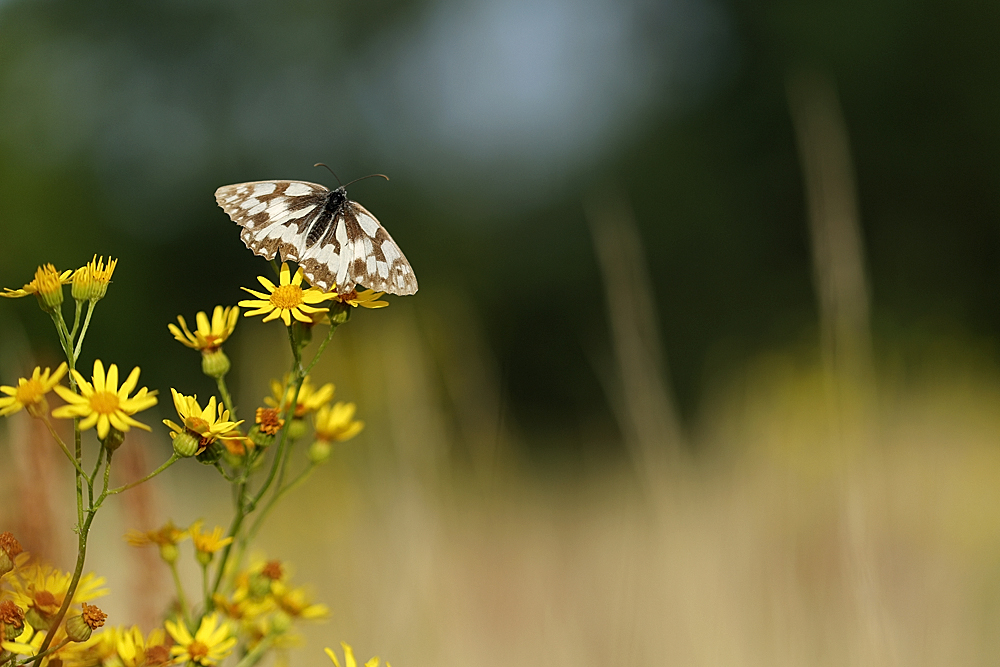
[1,243,409,667]
[0,535,109,665]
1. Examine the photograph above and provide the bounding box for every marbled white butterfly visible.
[215,171,418,295]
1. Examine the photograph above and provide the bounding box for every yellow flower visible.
[272,581,329,620]
[336,289,389,309]
[52,361,157,440]
[162,390,243,453]
[72,256,117,302]
[189,521,233,556]
[124,521,187,548]
[238,263,337,326]
[168,306,240,352]
[6,560,108,639]
[68,625,168,667]
[325,642,384,667]
[165,613,235,667]
[0,363,68,417]
[265,375,335,418]
[314,402,364,442]
[2,264,73,299]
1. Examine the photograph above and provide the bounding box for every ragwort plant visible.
[0,249,400,667]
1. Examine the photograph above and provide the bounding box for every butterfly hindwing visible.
[214,179,418,296]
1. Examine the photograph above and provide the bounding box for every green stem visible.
[106,454,181,496]
[19,638,71,665]
[30,508,98,666]
[234,636,275,667]
[168,560,192,628]
[86,446,104,511]
[73,301,96,361]
[69,299,82,340]
[245,463,317,545]
[215,375,236,420]
[302,323,339,377]
[39,415,89,478]
[201,562,210,609]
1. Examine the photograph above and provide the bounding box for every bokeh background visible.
[4,0,1000,664]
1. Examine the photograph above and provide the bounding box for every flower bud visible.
[248,426,275,449]
[328,301,350,326]
[172,432,200,458]
[66,614,93,642]
[0,551,12,578]
[201,350,231,378]
[103,427,126,453]
[287,418,307,441]
[248,573,272,600]
[308,440,331,464]
[271,611,292,635]
[159,543,179,565]
[25,608,51,633]
[196,440,224,465]
[196,549,214,567]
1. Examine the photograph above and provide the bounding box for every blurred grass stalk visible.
[586,188,687,499]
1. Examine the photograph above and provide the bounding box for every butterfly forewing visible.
[214,179,418,296]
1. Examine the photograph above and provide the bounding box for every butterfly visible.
[214,174,418,295]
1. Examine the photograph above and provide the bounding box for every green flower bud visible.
[307,440,331,464]
[159,543,179,565]
[328,302,350,326]
[172,432,200,458]
[287,418,307,441]
[24,608,50,633]
[102,427,126,453]
[248,426,275,449]
[196,440,224,465]
[196,549,214,567]
[201,350,231,378]
[0,551,13,577]
[66,614,93,642]
[248,573,272,600]
[271,611,292,635]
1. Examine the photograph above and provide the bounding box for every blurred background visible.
[3,0,1000,664]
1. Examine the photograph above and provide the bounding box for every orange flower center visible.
[269,284,304,310]
[188,641,210,662]
[89,391,120,415]
[14,378,45,405]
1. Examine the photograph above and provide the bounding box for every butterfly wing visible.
[215,179,329,263]
[215,180,418,295]
[325,201,418,296]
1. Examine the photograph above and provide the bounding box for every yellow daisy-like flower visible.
[52,361,157,440]
[168,306,240,352]
[238,263,337,326]
[165,613,236,667]
[272,581,329,620]
[314,402,364,442]
[336,289,389,309]
[189,521,233,556]
[325,642,384,667]
[1,264,73,299]
[124,520,187,548]
[68,625,168,667]
[0,363,68,417]
[265,375,335,418]
[162,389,243,451]
[72,256,117,302]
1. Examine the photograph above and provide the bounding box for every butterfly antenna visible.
[313,163,343,186]
[343,173,390,188]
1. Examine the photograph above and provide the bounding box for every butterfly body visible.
[215,179,418,295]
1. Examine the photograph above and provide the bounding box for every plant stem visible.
[169,559,192,628]
[73,301,95,361]
[31,508,97,666]
[106,454,181,496]
[216,375,236,419]
[39,415,89,478]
